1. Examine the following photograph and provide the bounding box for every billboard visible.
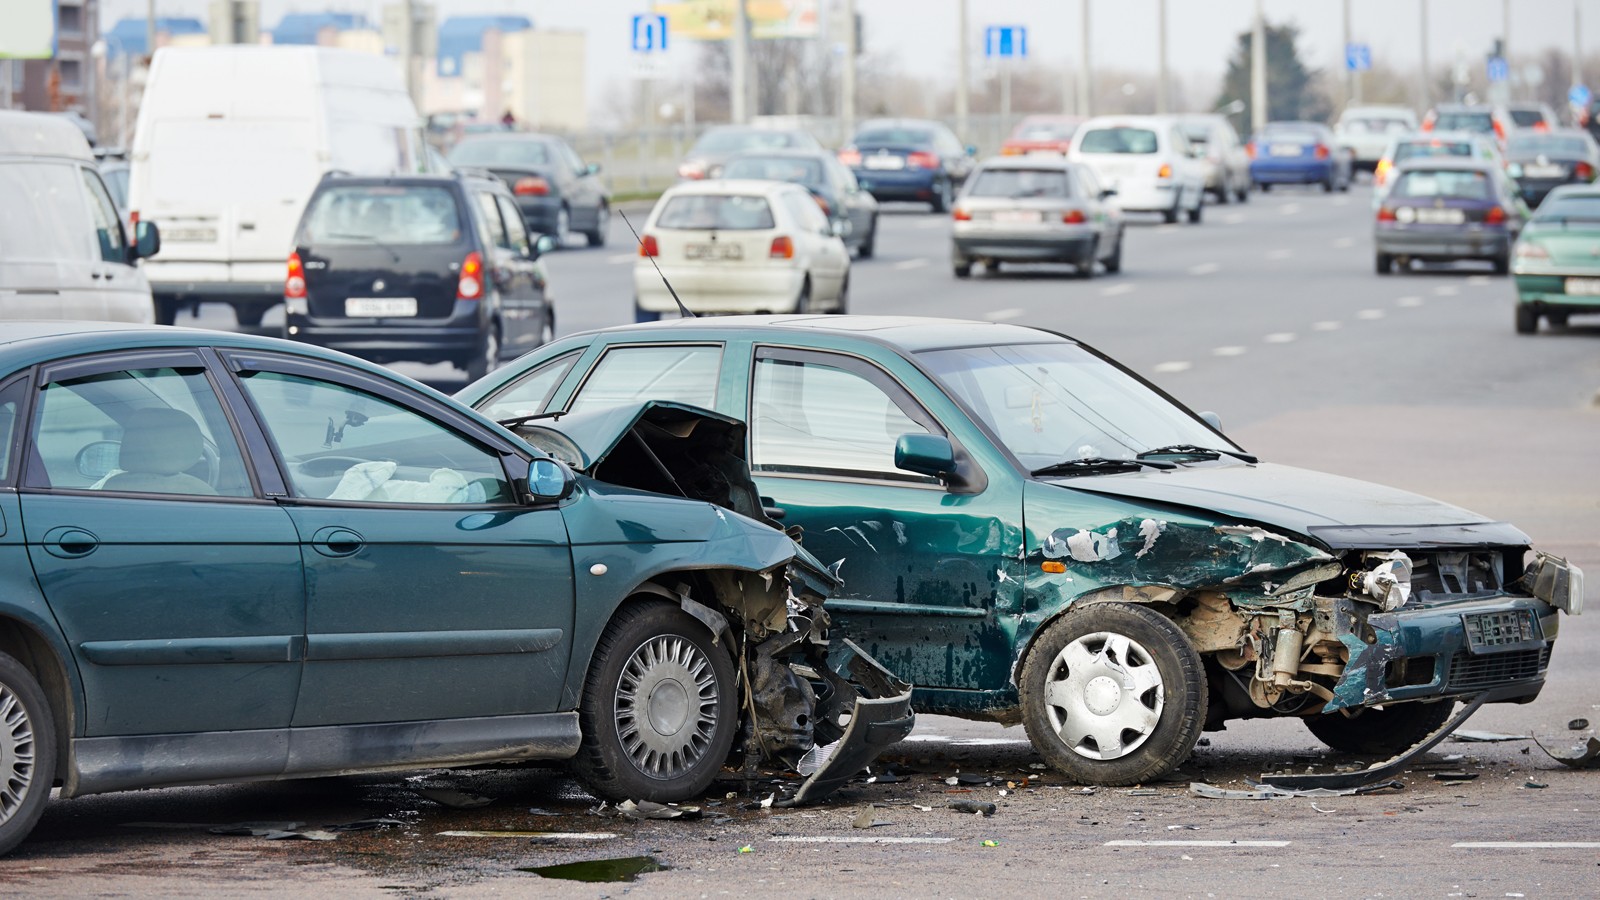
[0,0,56,59]
[657,0,819,41]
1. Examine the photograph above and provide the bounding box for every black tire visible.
[1492,252,1511,275]
[0,652,57,857]
[463,323,500,381]
[858,215,877,259]
[953,262,972,279]
[153,296,179,326]
[1547,311,1570,327]
[583,203,609,248]
[571,603,738,802]
[794,278,814,313]
[234,305,267,328]
[1162,200,1180,224]
[1076,248,1097,279]
[1103,230,1123,274]
[1186,196,1203,224]
[1260,182,1273,193]
[1515,304,1539,334]
[831,274,849,313]
[1019,602,1207,786]
[1303,701,1455,756]
[1323,176,1335,193]
[1375,252,1393,275]
[1236,180,1250,203]
[537,309,555,345]
[931,179,953,213]
[1213,177,1231,205]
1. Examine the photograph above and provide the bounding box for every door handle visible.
[42,526,99,558]
[310,526,364,557]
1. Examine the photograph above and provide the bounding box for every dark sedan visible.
[722,149,880,257]
[839,118,975,212]
[1375,158,1527,274]
[447,133,611,248]
[676,125,822,182]
[1504,129,1600,208]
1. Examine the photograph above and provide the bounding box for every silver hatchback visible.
[950,157,1126,279]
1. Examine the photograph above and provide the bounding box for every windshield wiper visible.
[497,410,566,428]
[1136,444,1259,463]
[1030,457,1176,478]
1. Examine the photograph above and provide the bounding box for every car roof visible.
[857,118,947,129]
[1390,156,1496,172]
[1342,105,1414,116]
[1397,131,1482,143]
[574,315,1067,354]
[0,109,94,161]
[1432,104,1492,113]
[663,178,806,197]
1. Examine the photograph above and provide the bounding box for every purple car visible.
[1375,158,1527,274]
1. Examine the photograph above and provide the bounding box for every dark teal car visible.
[461,315,1585,787]
[0,322,911,855]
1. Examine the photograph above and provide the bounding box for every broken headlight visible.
[1523,552,1585,616]
[1348,550,1413,612]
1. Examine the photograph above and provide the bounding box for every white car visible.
[1336,105,1419,170]
[1069,115,1206,224]
[633,180,851,320]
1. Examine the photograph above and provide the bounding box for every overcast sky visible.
[102,0,1596,107]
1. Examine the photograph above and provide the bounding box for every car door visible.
[829,159,875,242]
[493,192,550,354]
[555,139,600,230]
[18,349,305,737]
[225,351,575,726]
[78,164,150,323]
[473,188,537,353]
[782,191,848,300]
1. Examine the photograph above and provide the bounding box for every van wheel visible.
[464,324,500,381]
[1020,603,1206,785]
[0,652,56,857]
[1303,701,1455,756]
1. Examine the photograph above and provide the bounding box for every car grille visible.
[1446,646,1551,691]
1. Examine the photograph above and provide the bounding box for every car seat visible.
[100,407,216,496]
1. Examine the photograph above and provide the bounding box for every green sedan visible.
[462,315,1584,787]
[1513,184,1600,333]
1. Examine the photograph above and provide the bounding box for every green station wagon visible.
[461,315,1585,786]
[1512,184,1600,333]
[0,322,911,855]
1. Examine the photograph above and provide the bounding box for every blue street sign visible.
[632,14,668,53]
[1571,84,1593,108]
[984,25,1027,59]
[1345,43,1371,72]
[1487,56,1510,83]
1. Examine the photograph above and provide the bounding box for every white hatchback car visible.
[634,180,850,321]
[1070,115,1206,224]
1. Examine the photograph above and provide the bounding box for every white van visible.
[129,46,430,326]
[0,110,161,323]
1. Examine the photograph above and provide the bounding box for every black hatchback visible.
[283,171,554,379]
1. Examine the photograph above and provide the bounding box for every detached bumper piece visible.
[1259,694,1487,790]
[785,639,914,806]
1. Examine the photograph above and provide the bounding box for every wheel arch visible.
[0,613,77,781]
[1010,583,1189,689]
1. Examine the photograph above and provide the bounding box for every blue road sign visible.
[632,14,668,53]
[1487,56,1510,83]
[1570,84,1593,107]
[1345,43,1371,72]
[984,26,1027,59]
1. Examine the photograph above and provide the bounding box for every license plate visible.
[165,227,218,243]
[992,209,1043,224]
[1566,277,1600,296]
[864,155,905,170]
[345,297,417,317]
[684,243,743,260]
[1523,164,1566,178]
[1415,208,1466,225]
[1463,610,1539,651]
[1270,144,1303,156]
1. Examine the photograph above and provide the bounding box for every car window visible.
[0,160,93,263]
[302,184,463,246]
[656,194,776,230]
[853,127,935,146]
[238,370,510,504]
[1259,127,1321,145]
[783,191,828,233]
[722,156,828,188]
[1533,195,1600,222]
[449,139,553,167]
[1392,169,1493,200]
[692,129,815,154]
[475,191,511,249]
[0,380,24,486]
[79,168,127,263]
[1181,123,1211,144]
[557,140,587,174]
[100,165,130,209]
[1076,166,1103,197]
[1434,111,1494,133]
[567,345,722,415]
[750,355,934,482]
[1507,135,1589,157]
[1508,109,1546,127]
[967,168,1072,198]
[27,364,252,497]
[495,194,532,255]
[477,351,581,419]
[1078,127,1158,154]
[1016,120,1079,142]
[828,157,860,191]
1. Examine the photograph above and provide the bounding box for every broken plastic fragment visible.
[1533,733,1600,769]
[949,800,997,816]
[1134,518,1165,558]
[982,839,999,847]
[738,845,754,853]
[797,739,841,777]
[416,787,494,809]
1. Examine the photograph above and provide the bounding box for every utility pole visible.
[731,0,750,122]
[1576,2,1584,95]
[1155,0,1168,113]
[1251,0,1266,133]
[1077,0,1091,117]
[400,0,416,109]
[147,0,156,61]
[841,0,856,138]
[1420,0,1431,109]
[1342,0,1357,106]
[955,0,969,143]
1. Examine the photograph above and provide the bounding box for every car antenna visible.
[617,209,696,318]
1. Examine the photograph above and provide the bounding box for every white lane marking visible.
[1466,274,1491,286]
[1333,236,1355,248]
[1105,840,1291,848]
[916,218,947,230]
[1222,213,1246,225]
[1397,296,1425,307]
[1101,283,1136,296]
[438,831,617,840]
[1189,262,1221,275]
[1153,361,1192,373]
[899,734,950,742]
[1451,842,1600,850]
[983,308,1024,321]
[893,257,930,271]
[607,253,636,265]
[1267,249,1293,260]
[1313,320,1342,331]
[1332,196,1350,206]
[1212,346,1248,357]
[771,836,956,845]
[1435,285,1460,296]
[1357,308,1387,320]
[1263,332,1297,343]
[1280,203,1301,215]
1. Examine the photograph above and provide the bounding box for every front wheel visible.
[1186,194,1203,224]
[1020,602,1206,786]
[571,603,738,802]
[1492,251,1511,275]
[583,203,609,248]
[1303,701,1455,756]
[0,652,57,857]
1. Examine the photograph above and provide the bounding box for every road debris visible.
[415,787,494,809]
[852,808,890,829]
[596,800,703,821]
[1450,730,1529,743]
[982,839,1000,847]
[1261,695,1485,790]
[1190,780,1403,800]
[949,800,997,816]
[1533,733,1600,769]
[520,856,666,883]
[208,821,306,836]
[1429,771,1479,781]
[1569,718,1590,731]
[438,831,619,840]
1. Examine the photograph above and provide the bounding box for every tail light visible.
[769,235,794,259]
[1001,144,1023,155]
[1377,206,1397,222]
[1245,142,1256,158]
[1493,119,1506,141]
[677,160,707,179]
[1515,242,1550,260]
[837,148,862,166]
[907,151,939,169]
[1421,114,1436,131]
[1315,144,1330,159]
[952,207,971,221]
[1577,161,1595,180]
[1157,163,1173,179]
[813,195,831,216]
[1485,206,1507,225]
[285,251,307,299]
[457,251,484,300]
[1062,209,1087,224]
[1533,120,1550,132]
[638,234,659,257]
[513,176,550,196]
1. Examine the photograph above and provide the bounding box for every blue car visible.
[1249,121,1352,192]
[839,118,975,212]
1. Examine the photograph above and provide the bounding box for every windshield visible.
[917,343,1227,470]
[301,185,462,245]
[1078,127,1158,154]
[449,139,553,167]
[655,194,776,230]
[721,156,827,187]
[966,168,1072,199]
[1507,135,1590,157]
[1508,109,1547,127]
[692,129,815,155]
[1392,169,1493,201]
[1395,140,1473,162]
[1533,195,1600,222]
[1433,111,1494,133]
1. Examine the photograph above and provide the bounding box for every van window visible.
[80,169,127,262]
[0,161,93,263]
[302,185,463,246]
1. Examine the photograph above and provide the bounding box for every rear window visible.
[1534,195,1600,222]
[1392,169,1492,201]
[853,127,935,147]
[301,185,463,246]
[1508,109,1547,127]
[1078,127,1158,154]
[449,140,553,167]
[967,168,1073,199]
[1340,118,1411,134]
[1014,121,1077,142]
[721,156,827,188]
[692,130,814,155]
[1507,135,1589,157]
[1395,140,1473,162]
[1433,112,1494,133]
[1258,128,1321,145]
[1181,124,1211,143]
[656,194,776,230]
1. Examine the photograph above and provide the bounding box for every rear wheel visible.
[463,323,500,381]
[1186,195,1203,224]
[1213,175,1231,205]
[1375,252,1394,275]
[1162,199,1181,224]
[538,309,555,345]
[551,206,570,248]
[234,305,267,328]
[795,277,814,313]
[1492,252,1511,275]
[584,203,609,248]
[1236,181,1250,203]
[833,274,849,313]
[1103,230,1123,274]
[931,179,953,213]
[1303,701,1455,756]
[858,215,878,259]
[1515,304,1539,334]
[1323,176,1335,193]
[1260,182,1273,193]
[154,297,179,326]
[0,652,56,857]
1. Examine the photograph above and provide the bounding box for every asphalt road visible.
[11,182,1598,898]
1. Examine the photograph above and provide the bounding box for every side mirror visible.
[533,234,556,258]
[830,219,847,237]
[522,457,574,504]
[133,221,161,260]
[965,145,978,156]
[586,162,602,175]
[1099,188,1117,199]
[1198,411,1224,432]
[894,433,955,479]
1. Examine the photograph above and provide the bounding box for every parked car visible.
[460,315,1583,787]
[1375,158,1527,274]
[1373,131,1504,201]
[1247,121,1352,192]
[1422,103,1507,146]
[1512,184,1600,333]
[1503,129,1600,207]
[1177,113,1251,203]
[1335,104,1419,171]
[677,125,822,181]
[1502,102,1560,133]
[1000,115,1084,156]
[722,149,880,258]
[0,321,913,856]
[447,133,611,247]
[1070,115,1206,223]
[839,118,976,212]
[633,179,850,320]
[949,156,1125,278]
[0,110,161,324]
[282,170,554,379]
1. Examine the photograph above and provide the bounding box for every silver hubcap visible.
[0,684,36,826]
[615,636,719,780]
[1044,631,1164,761]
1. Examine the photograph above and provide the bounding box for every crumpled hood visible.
[1059,461,1530,549]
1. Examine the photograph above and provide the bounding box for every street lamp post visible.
[1251,0,1267,133]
